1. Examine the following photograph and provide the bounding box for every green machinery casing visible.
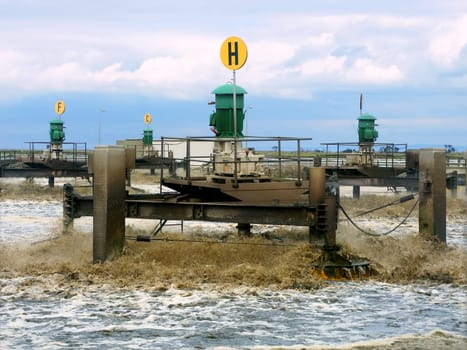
[143,128,153,146]
[209,83,247,138]
[49,118,65,143]
[357,113,378,143]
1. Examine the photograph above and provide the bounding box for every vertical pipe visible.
[297,139,301,181]
[92,146,127,262]
[233,70,237,139]
[278,139,282,178]
[233,138,238,187]
[336,144,340,169]
[160,137,164,193]
[418,148,446,243]
[325,144,329,167]
[232,70,238,187]
[186,138,191,179]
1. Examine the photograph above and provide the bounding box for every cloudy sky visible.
[1,0,466,150]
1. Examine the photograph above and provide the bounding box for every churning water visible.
[0,279,465,349]
[0,195,466,349]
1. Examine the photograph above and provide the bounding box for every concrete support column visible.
[237,223,252,236]
[352,185,360,200]
[92,146,127,263]
[465,151,467,195]
[308,167,325,207]
[418,149,446,243]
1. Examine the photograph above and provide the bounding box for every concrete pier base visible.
[418,149,446,243]
[92,146,127,263]
[237,223,252,236]
[465,151,467,195]
[352,185,360,199]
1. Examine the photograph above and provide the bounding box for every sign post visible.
[220,36,248,186]
[220,36,248,138]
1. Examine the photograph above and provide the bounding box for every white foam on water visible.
[1,278,466,349]
[1,190,466,349]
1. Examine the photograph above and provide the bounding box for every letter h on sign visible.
[228,41,239,66]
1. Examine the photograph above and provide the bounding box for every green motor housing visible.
[50,118,65,143]
[143,128,153,146]
[357,113,378,143]
[209,83,247,138]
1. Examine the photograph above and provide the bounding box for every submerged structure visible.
[63,85,448,279]
[65,82,368,277]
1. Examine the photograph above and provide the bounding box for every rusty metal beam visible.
[126,200,316,226]
[336,176,418,187]
[0,167,88,178]
[69,194,316,226]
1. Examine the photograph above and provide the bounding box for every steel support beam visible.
[67,194,316,227]
[0,167,88,178]
[337,176,418,187]
[126,200,316,226]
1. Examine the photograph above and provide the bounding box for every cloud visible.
[345,59,403,84]
[429,14,467,67]
[0,6,465,103]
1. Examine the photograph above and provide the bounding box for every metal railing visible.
[155,136,315,183]
[320,142,408,169]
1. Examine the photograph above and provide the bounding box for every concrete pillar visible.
[418,149,446,243]
[465,151,467,194]
[352,185,360,199]
[92,146,127,263]
[125,169,131,187]
[308,167,325,207]
[237,223,252,236]
[448,171,457,198]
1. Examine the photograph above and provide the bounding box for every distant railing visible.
[24,142,88,164]
[0,142,89,165]
[0,150,28,162]
[320,142,408,169]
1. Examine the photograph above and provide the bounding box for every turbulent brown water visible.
[1,179,466,349]
[1,225,466,290]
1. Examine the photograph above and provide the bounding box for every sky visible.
[1,0,466,151]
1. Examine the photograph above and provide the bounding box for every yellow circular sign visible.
[144,113,152,124]
[54,100,66,116]
[220,36,248,70]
